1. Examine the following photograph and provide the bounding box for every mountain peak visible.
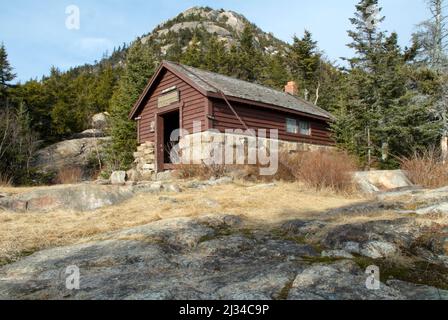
[142,7,284,56]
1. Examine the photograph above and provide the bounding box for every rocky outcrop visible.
[32,113,111,179]
[0,184,135,212]
[3,215,444,300]
[0,178,235,213]
[144,7,285,55]
[0,182,174,212]
[33,137,110,175]
[354,170,413,194]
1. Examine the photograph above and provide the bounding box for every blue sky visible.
[1,0,428,83]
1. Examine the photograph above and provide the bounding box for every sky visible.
[0,0,429,83]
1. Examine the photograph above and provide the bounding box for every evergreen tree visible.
[287,31,321,100]
[181,35,204,67]
[0,43,16,106]
[106,40,156,170]
[333,0,439,167]
[337,0,386,166]
[203,35,229,74]
[261,53,289,90]
[228,24,264,82]
[93,63,118,112]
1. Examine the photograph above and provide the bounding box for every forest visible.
[0,0,447,185]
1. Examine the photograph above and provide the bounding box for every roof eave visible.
[206,92,332,122]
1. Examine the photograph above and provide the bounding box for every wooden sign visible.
[158,90,179,108]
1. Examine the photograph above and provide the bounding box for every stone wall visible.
[133,142,156,178]
[134,132,335,174]
[177,131,335,165]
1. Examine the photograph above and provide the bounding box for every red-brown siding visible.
[135,69,208,144]
[134,69,333,147]
[211,98,334,146]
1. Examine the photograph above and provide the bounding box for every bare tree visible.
[415,0,448,69]
[415,0,448,160]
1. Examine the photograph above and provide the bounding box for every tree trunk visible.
[441,135,448,163]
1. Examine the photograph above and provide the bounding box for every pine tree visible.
[106,40,156,171]
[181,35,204,67]
[337,0,386,167]
[228,24,264,82]
[203,35,229,74]
[287,31,320,100]
[261,53,289,90]
[0,43,16,107]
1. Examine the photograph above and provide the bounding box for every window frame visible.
[299,120,311,136]
[286,118,312,136]
[286,118,299,134]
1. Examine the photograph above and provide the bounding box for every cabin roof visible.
[129,61,333,120]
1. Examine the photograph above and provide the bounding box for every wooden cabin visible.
[129,61,334,172]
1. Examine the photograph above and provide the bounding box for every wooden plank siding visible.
[211,98,334,146]
[135,69,208,144]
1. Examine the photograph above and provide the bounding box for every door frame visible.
[155,102,183,172]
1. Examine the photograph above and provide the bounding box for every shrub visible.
[401,149,448,188]
[268,150,357,193]
[176,163,227,180]
[176,149,357,193]
[56,167,83,185]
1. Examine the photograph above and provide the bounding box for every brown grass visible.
[176,163,227,180]
[290,150,357,193]
[248,150,357,193]
[401,149,448,188]
[0,173,13,187]
[56,167,83,185]
[0,182,363,265]
[177,150,358,194]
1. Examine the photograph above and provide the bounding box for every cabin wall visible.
[210,98,334,146]
[136,69,208,145]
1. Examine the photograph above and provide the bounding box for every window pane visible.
[286,118,298,134]
[299,121,311,135]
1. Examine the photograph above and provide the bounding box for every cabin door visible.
[156,109,180,172]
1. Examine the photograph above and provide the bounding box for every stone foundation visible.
[133,142,156,178]
[134,132,335,174]
[177,131,335,164]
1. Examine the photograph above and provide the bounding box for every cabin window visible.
[286,118,299,134]
[158,86,179,108]
[299,120,311,136]
[286,118,311,136]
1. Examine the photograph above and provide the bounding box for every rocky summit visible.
[141,7,286,56]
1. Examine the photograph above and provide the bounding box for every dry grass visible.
[176,163,227,180]
[0,182,364,265]
[177,150,358,194]
[0,173,13,187]
[56,167,83,185]
[401,148,448,188]
[285,150,357,193]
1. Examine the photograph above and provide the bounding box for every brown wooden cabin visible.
[129,61,334,172]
